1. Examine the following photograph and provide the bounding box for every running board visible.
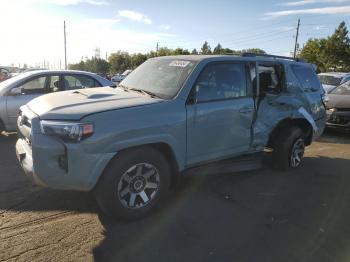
[184,153,264,176]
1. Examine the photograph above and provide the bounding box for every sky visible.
[0,0,349,68]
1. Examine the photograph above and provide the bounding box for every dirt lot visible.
[0,131,350,262]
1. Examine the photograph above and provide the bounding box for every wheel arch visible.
[267,117,313,148]
[95,142,181,191]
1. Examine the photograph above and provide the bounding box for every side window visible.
[63,75,97,90]
[48,75,61,92]
[258,64,282,94]
[194,63,247,103]
[292,65,320,91]
[19,76,47,94]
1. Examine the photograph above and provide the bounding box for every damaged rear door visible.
[186,62,255,166]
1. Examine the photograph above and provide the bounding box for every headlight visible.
[40,121,94,142]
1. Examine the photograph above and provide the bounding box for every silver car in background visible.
[318,72,350,93]
[0,70,114,133]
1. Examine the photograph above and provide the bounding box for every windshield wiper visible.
[117,84,130,92]
[129,88,160,98]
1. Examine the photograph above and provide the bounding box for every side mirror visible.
[10,87,22,96]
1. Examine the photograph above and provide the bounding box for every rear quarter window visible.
[292,65,320,92]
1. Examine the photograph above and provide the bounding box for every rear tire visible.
[95,147,171,220]
[0,119,4,135]
[272,126,305,171]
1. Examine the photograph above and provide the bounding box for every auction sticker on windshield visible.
[169,61,190,67]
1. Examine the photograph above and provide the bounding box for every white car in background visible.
[318,72,350,93]
[111,69,133,84]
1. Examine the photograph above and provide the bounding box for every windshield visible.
[331,81,350,95]
[0,71,35,91]
[318,75,342,86]
[120,58,197,99]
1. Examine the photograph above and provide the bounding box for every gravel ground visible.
[0,130,349,262]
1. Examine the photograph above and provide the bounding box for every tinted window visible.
[121,59,197,99]
[19,76,47,94]
[331,82,350,95]
[64,75,97,90]
[194,63,247,103]
[293,65,320,91]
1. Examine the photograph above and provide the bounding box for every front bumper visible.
[16,106,116,191]
[326,109,350,130]
[16,138,46,187]
[16,133,116,191]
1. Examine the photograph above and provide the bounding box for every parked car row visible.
[318,72,350,93]
[111,69,132,84]
[317,72,350,131]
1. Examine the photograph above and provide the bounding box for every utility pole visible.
[64,21,67,69]
[293,18,300,59]
[156,42,159,55]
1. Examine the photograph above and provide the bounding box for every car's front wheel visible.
[95,147,171,220]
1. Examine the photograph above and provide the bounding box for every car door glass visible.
[194,63,247,103]
[292,65,320,91]
[258,65,282,94]
[19,76,47,94]
[64,75,96,90]
[48,75,60,92]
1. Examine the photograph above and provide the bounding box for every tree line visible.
[70,21,350,76]
[299,21,350,72]
[69,42,266,75]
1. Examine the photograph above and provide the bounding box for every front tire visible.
[273,126,305,171]
[95,147,171,220]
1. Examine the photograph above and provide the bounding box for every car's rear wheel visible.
[0,119,4,134]
[95,147,171,220]
[273,126,305,171]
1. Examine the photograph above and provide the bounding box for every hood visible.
[27,87,162,120]
[326,94,350,109]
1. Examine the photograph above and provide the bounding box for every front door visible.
[5,74,61,129]
[186,62,254,166]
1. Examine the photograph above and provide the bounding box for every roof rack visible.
[241,53,306,63]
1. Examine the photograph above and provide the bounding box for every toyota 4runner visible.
[16,54,327,220]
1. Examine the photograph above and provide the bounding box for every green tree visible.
[200,41,212,54]
[69,60,85,71]
[300,21,350,72]
[241,48,266,55]
[157,47,173,56]
[69,58,109,74]
[108,51,132,74]
[213,43,223,54]
[299,39,324,71]
[191,48,198,55]
[131,53,148,68]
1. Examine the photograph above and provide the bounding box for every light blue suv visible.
[16,54,326,220]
